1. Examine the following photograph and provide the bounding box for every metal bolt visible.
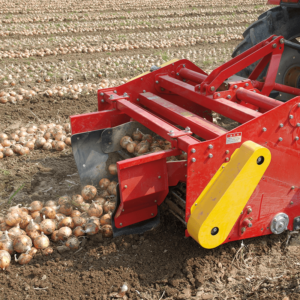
[183,79,186,82]
[191,158,196,163]
[158,176,161,179]
[225,150,229,154]
[272,43,277,48]
[248,223,252,228]
[124,185,128,189]
[194,203,197,206]
[154,200,157,203]
[217,93,221,97]
[247,208,252,214]
[280,38,284,44]
[225,157,229,162]
[210,86,215,91]
[122,209,124,212]
[241,227,246,233]
[278,137,283,142]
[298,103,300,108]
[296,136,299,141]
[185,127,191,132]
[208,144,213,149]
[227,95,231,99]
[143,90,146,93]
[176,72,179,76]
[137,98,140,101]
[191,148,196,153]
[123,92,128,97]
[262,127,267,132]
[291,201,294,205]
[208,153,213,158]
[141,78,143,80]
[279,123,284,128]
[101,99,105,103]
[100,92,104,96]
[292,186,295,189]
[183,64,186,68]
[120,223,123,226]
[234,85,238,89]
[245,83,249,87]
[169,130,174,136]
[109,94,114,99]
[151,213,154,216]
[253,90,256,93]
[297,123,300,127]
[114,90,117,93]
[184,164,187,167]
[155,81,159,84]
[241,211,243,215]
[289,115,294,119]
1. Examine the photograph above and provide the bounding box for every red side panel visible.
[267,0,280,4]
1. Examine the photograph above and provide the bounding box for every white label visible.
[226,132,242,144]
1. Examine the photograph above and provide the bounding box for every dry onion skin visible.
[73,226,85,237]
[65,237,80,250]
[132,129,143,141]
[13,235,32,253]
[71,194,84,207]
[58,195,71,205]
[42,247,53,256]
[73,216,86,227]
[120,136,132,149]
[15,253,32,265]
[99,178,110,190]
[70,210,81,218]
[28,201,43,213]
[0,233,14,255]
[5,212,21,227]
[108,164,118,175]
[102,225,113,238]
[0,250,11,269]
[57,226,72,241]
[88,203,103,218]
[59,217,74,229]
[40,207,56,219]
[81,185,97,201]
[103,201,116,214]
[25,219,40,234]
[51,230,59,242]
[100,214,112,226]
[33,233,50,250]
[84,222,99,235]
[40,219,56,235]
[59,203,73,216]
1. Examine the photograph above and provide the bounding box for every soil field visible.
[0,0,300,299]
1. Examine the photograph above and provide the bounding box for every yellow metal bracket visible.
[128,59,179,82]
[187,141,271,249]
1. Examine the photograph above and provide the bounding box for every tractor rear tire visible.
[233,6,300,80]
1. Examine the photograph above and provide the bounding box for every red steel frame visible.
[70,35,300,244]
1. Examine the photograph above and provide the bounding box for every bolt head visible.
[280,38,284,44]
[208,144,213,149]
[151,213,154,216]
[191,158,196,163]
[248,223,252,228]
[292,186,295,189]
[245,83,249,87]
[158,176,161,179]
[225,150,229,154]
[247,208,252,214]
[137,98,140,101]
[101,99,105,103]
[183,64,186,68]
[176,73,179,76]
[296,136,299,141]
[298,103,300,108]
[155,81,159,84]
[272,43,277,48]
[208,153,213,158]
[114,90,117,93]
[225,157,229,162]
[291,201,294,204]
[262,127,267,132]
[154,200,157,203]
[217,93,220,97]
[227,95,231,99]
[241,227,246,233]
[234,85,238,89]
[120,223,123,226]
[278,137,283,142]
[124,185,128,189]
[279,123,284,128]
[191,148,196,153]
[100,92,104,96]
[210,86,215,92]
[143,90,146,93]
[289,115,294,119]
[185,127,191,132]
[109,94,113,99]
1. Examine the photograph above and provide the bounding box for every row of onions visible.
[0,27,244,58]
[0,123,72,158]
[0,182,115,269]
[0,14,256,38]
[0,0,267,15]
[0,5,267,25]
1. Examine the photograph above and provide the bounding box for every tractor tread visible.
[232,6,300,77]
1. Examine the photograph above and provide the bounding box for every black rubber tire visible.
[232,6,300,78]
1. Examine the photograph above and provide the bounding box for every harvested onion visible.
[13,235,32,253]
[88,203,103,218]
[71,194,84,207]
[15,253,32,265]
[81,185,97,201]
[73,226,85,237]
[99,178,110,190]
[0,250,11,269]
[40,219,56,235]
[102,225,113,238]
[120,136,132,149]
[29,201,43,212]
[33,232,49,250]
[57,226,72,240]
[65,237,80,250]
[100,214,112,226]
[108,164,117,175]
[59,203,73,216]
[84,222,99,235]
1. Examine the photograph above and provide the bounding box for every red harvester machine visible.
[69,34,300,247]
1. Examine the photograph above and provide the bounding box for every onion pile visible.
[0,122,72,159]
[118,129,187,161]
[0,185,114,268]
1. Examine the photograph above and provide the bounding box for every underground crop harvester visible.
[69,2,300,249]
